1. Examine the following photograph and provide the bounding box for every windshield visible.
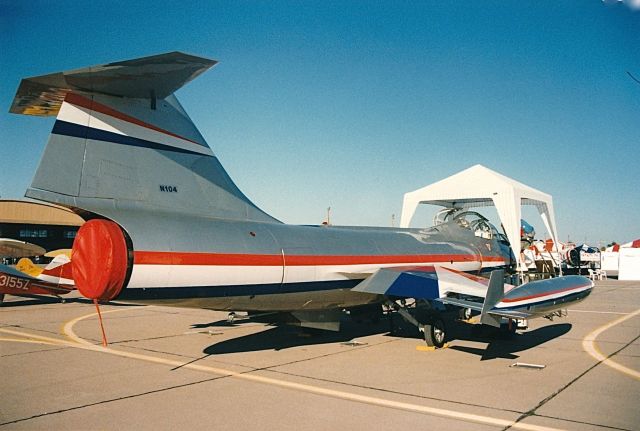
[451,211,496,240]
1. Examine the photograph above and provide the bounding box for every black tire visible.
[458,307,472,320]
[423,318,446,348]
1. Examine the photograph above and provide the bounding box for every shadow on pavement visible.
[201,311,572,361]
[447,322,572,361]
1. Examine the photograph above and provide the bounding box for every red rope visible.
[93,299,108,347]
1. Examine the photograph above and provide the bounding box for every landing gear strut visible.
[387,300,447,348]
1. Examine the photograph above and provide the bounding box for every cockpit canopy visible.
[433,209,509,243]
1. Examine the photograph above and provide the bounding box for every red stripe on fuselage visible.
[65,93,203,147]
[134,251,505,266]
[135,251,282,266]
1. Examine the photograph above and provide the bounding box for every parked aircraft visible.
[0,238,45,262]
[0,255,74,303]
[7,52,593,346]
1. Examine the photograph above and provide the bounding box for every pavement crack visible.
[117,344,196,359]
[248,337,400,371]
[502,332,640,431]
[0,376,224,427]
[1,345,68,358]
[534,413,633,431]
[264,368,524,416]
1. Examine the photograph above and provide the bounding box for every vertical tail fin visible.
[480,270,505,327]
[11,52,277,223]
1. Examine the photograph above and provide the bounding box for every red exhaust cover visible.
[72,219,128,301]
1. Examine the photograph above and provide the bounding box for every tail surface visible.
[16,255,74,285]
[16,258,44,277]
[39,254,74,285]
[10,52,277,224]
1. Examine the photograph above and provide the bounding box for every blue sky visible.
[1,1,639,246]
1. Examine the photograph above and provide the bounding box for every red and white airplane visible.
[0,255,74,302]
[5,52,593,347]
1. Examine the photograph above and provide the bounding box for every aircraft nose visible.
[498,241,516,270]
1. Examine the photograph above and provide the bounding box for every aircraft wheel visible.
[423,318,446,348]
[459,307,472,320]
[0,293,4,305]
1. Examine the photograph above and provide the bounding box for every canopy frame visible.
[399,165,560,272]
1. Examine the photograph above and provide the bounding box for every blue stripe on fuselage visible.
[52,120,209,156]
[117,279,362,301]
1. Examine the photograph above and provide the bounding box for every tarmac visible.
[1,279,638,430]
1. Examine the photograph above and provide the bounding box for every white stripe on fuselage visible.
[127,260,501,288]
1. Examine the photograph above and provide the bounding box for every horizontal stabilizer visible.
[10,52,217,116]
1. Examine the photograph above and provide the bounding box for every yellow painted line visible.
[57,310,563,431]
[568,309,630,315]
[582,308,640,380]
[0,328,77,347]
[0,336,57,345]
[62,308,128,346]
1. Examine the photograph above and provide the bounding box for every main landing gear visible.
[387,299,447,348]
[422,317,446,348]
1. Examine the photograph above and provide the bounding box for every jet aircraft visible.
[7,52,593,347]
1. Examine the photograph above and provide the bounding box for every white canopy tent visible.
[400,165,560,271]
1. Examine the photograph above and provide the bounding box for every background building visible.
[0,199,84,261]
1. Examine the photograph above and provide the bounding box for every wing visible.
[350,265,440,299]
[351,265,492,301]
[351,266,591,327]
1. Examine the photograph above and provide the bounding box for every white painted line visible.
[0,328,79,347]
[568,310,630,315]
[582,308,640,380]
[55,309,564,431]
